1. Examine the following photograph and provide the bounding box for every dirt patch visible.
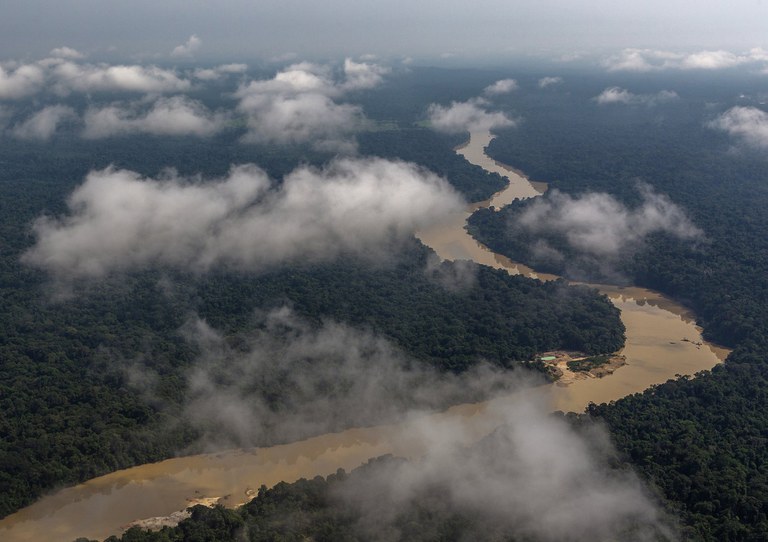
[537,351,627,386]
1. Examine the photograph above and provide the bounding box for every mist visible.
[602,47,768,72]
[427,97,515,134]
[333,398,676,541]
[594,87,679,106]
[118,303,676,539]
[709,106,768,149]
[82,96,228,138]
[172,306,524,448]
[22,158,464,281]
[11,105,76,140]
[517,185,701,257]
[235,59,388,150]
[502,185,702,281]
[148,305,677,540]
[483,78,518,96]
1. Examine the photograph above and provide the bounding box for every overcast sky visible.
[2,0,767,62]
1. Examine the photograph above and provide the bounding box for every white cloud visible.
[483,78,518,95]
[238,91,363,151]
[23,158,464,280]
[235,60,389,150]
[125,303,672,539]
[178,307,524,447]
[338,395,674,541]
[82,96,228,138]
[517,185,702,258]
[238,62,337,97]
[171,35,202,58]
[680,50,745,70]
[341,58,390,91]
[2,57,195,99]
[0,63,45,99]
[12,105,76,140]
[538,76,563,88]
[193,63,248,81]
[709,106,768,148]
[50,61,191,94]
[594,87,679,106]
[427,98,515,133]
[594,87,635,104]
[49,46,84,60]
[603,48,768,72]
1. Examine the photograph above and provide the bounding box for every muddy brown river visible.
[0,131,730,542]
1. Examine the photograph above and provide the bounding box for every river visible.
[0,130,730,542]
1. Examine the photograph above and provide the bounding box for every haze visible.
[1,0,766,62]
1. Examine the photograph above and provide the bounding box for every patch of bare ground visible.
[537,351,627,386]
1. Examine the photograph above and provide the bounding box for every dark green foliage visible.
[8,66,768,540]
[589,351,768,541]
[463,68,768,538]
[191,244,625,371]
[468,72,768,350]
[0,103,623,519]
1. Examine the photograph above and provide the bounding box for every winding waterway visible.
[0,131,730,542]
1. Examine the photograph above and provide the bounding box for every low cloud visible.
[708,106,768,149]
[594,87,679,106]
[0,63,45,99]
[0,58,193,98]
[427,98,515,134]
[179,307,522,447]
[538,76,563,88]
[483,78,518,95]
[82,96,228,138]
[23,158,464,281]
[171,35,202,58]
[238,62,336,97]
[516,185,702,260]
[337,400,674,541]
[235,59,388,150]
[11,105,76,140]
[423,253,478,292]
[50,61,191,94]
[169,306,674,539]
[193,63,248,81]
[603,47,768,72]
[49,46,84,60]
[238,91,364,152]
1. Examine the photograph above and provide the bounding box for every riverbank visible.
[0,130,730,542]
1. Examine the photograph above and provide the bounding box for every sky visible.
[2,0,767,62]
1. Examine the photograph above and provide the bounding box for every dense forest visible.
[4,65,768,541]
[462,68,768,539]
[0,79,624,520]
[469,69,768,350]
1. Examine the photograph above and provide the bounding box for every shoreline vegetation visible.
[0,128,627,540]
[4,65,768,540]
[40,131,727,541]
